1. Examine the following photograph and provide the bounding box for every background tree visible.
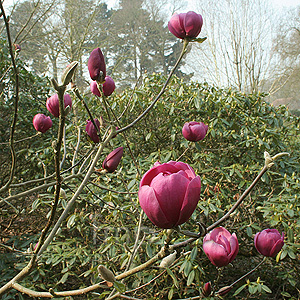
[185,0,275,93]
[268,5,300,112]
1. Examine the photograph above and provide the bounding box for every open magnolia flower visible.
[203,227,239,267]
[138,161,201,229]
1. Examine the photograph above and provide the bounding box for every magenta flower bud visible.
[90,81,101,97]
[168,11,203,39]
[203,227,239,267]
[182,121,208,142]
[138,161,201,229]
[85,118,101,143]
[102,147,124,173]
[88,47,106,83]
[33,114,52,133]
[254,229,284,257]
[46,93,72,118]
[202,282,212,297]
[102,76,115,97]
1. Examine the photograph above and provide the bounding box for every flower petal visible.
[150,172,190,226]
[203,240,230,267]
[138,186,171,228]
[176,176,201,226]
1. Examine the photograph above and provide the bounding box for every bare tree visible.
[185,0,275,93]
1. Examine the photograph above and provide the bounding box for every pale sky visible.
[3,0,300,10]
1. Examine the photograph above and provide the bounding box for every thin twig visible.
[0,2,20,193]
[116,39,189,135]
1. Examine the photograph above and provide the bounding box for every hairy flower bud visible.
[217,285,232,296]
[46,93,72,118]
[138,161,201,229]
[61,61,78,86]
[85,118,101,143]
[254,229,284,257]
[33,114,52,133]
[97,265,116,283]
[103,76,116,96]
[159,251,177,268]
[182,121,208,142]
[88,47,106,83]
[168,11,203,39]
[102,147,123,173]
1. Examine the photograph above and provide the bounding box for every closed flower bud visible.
[168,11,203,39]
[159,251,177,268]
[254,229,284,257]
[102,76,115,96]
[90,81,101,97]
[202,282,212,297]
[88,47,106,83]
[216,285,232,297]
[85,118,101,143]
[33,114,52,133]
[102,147,123,173]
[138,161,201,229]
[97,265,116,283]
[182,121,208,142]
[46,93,72,118]
[203,227,239,267]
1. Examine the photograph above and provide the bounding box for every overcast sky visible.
[3,0,300,10]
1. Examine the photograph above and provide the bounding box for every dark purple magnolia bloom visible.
[88,48,106,83]
[168,11,203,39]
[182,121,208,142]
[203,227,239,267]
[102,147,123,173]
[46,93,72,118]
[33,114,52,133]
[102,76,115,97]
[138,161,201,229]
[254,229,284,257]
[85,118,101,143]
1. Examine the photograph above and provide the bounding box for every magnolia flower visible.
[88,47,106,83]
[182,121,208,142]
[46,93,72,118]
[102,147,124,173]
[33,114,52,133]
[138,161,201,229]
[168,11,203,39]
[203,227,239,267]
[254,229,284,257]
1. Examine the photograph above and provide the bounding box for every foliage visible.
[0,37,52,185]
[1,63,299,298]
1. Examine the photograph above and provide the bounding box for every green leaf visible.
[60,272,69,284]
[168,286,174,300]
[261,284,272,293]
[233,284,247,296]
[67,214,76,229]
[114,281,126,293]
[193,37,207,43]
[187,270,195,286]
[246,226,253,237]
[166,268,179,288]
